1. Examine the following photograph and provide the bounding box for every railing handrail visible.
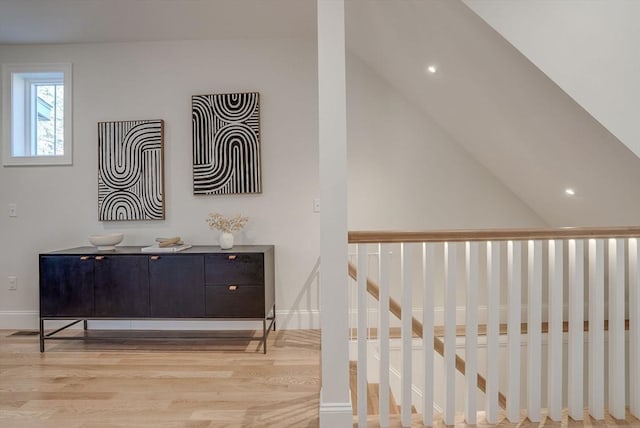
[349,226,640,243]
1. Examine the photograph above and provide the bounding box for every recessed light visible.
[565,188,575,196]
[427,65,437,74]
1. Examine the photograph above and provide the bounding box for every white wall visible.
[346,1,640,228]
[0,36,555,330]
[0,38,321,328]
[464,0,640,158]
[346,54,546,230]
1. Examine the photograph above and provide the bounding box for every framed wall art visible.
[192,92,261,195]
[97,119,165,221]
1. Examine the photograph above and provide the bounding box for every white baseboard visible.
[0,309,320,331]
[319,388,353,428]
[276,309,320,329]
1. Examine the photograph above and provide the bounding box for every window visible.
[2,63,72,165]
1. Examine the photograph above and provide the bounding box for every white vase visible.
[219,232,234,249]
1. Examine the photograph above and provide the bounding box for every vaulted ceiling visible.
[464,0,640,160]
[2,0,638,227]
[345,0,640,227]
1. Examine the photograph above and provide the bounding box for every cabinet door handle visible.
[228,285,238,291]
[150,255,160,260]
[95,256,105,261]
[228,255,237,260]
[80,256,91,261]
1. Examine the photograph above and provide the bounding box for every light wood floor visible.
[3,329,640,428]
[0,329,320,428]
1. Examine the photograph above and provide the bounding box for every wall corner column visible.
[317,0,352,427]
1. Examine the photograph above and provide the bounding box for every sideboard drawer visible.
[205,285,265,318]
[205,253,264,285]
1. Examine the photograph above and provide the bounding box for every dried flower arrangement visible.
[206,213,249,233]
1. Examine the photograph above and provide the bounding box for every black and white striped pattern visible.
[98,120,164,221]
[192,92,261,195]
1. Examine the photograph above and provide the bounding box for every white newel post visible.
[318,1,352,426]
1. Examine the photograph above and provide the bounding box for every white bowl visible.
[89,233,124,250]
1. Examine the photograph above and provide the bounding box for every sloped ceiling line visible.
[345,0,640,227]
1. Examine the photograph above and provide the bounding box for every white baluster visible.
[401,243,412,428]
[527,240,542,422]
[486,241,500,424]
[357,243,368,427]
[568,239,584,421]
[465,242,478,424]
[444,242,456,425]
[588,239,604,420]
[349,253,356,342]
[608,238,625,419]
[507,240,521,423]
[630,238,640,418]
[422,243,434,426]
[547,240,563,421]
[379,244,390,428]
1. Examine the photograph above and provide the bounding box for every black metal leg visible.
[45,319,82,337]
[38,318,274,353]
[39,319,45,353]
[273,304,276,331]
[263,319,267,354]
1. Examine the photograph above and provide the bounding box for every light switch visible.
[8,203,17,217]
[313,198,320,213]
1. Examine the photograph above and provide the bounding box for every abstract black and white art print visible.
[192,92,261,195]
[97,120,165,221]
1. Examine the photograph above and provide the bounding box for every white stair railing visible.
[348,227,640,427]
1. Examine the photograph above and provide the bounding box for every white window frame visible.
[2,63,73,166]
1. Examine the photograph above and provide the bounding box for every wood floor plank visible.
[0,329,320,428]
[5,328,640,428]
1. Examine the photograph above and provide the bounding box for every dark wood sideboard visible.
[39,245,275,352]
